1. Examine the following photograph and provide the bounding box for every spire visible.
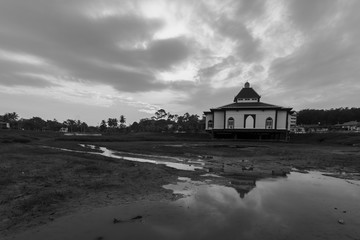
[244,82,250,88]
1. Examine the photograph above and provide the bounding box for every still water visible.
[8,172,360,240]
[44,144,204,171]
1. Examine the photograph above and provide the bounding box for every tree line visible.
[297,107,360,125]
[0,112,126,132]
[0,110,204,133]
[127,109,204,133]
[99,115,126,132]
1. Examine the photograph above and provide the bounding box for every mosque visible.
[204,82,294,140]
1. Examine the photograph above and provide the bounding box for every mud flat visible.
[1,132,360,239]
[4,172,360,240]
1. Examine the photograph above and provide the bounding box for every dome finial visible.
[244,82,250,88]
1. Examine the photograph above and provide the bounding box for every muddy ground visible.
[1,131,360,238]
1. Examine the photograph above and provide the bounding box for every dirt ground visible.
[1,131,360,238]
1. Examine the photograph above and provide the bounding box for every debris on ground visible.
[338,219,345,224]
[131,215,143,220]
[113,215,143,224]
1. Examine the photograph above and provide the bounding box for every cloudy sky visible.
[1,0,359,125]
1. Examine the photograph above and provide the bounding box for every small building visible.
[0,122,10,129]
[204,82,293,140]
[289,111,297,132]
[292,126,306,134]
[302,124,329,133]
[59,127,68,133]
[340,121,360,131]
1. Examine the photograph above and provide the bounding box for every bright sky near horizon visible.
[1,0,359,126]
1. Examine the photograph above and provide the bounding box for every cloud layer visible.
[1,0,359,124]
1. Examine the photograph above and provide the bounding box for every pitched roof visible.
[234,87,260,100]
[204,81,292,113]
[342,121,360,126]
[212,102,292,111]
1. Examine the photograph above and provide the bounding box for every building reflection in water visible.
[229,178,257,199]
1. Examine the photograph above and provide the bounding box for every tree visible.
[79,122,88,132]
[2,112,19,122]
[129,121,139,132]
[107,118,118,128]
[297,108,360,125]
[187,114,200,132]
[138,118,155,131]
[46,119,63,131]
[63,119,77,132]
[99,120,107,132]
[21,117,46,131]
[154,109,167,120]
[119,115,126,128]
[2,112,19,128]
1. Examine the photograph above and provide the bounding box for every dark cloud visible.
[270,1,360,88]
[0,1,195,93]
[287,0,340,31]
[198,56,236,80]
[251,64,264,73]
[168,80,198,92]
[1,0,359,124]
[0,73,58,88]
[196,1,265,63]
[173,81,243,113]
[56,37,195,92]
[0,0,261,95]
[236,0,265,18]
[268,1,360,109]
[146,37,194,70]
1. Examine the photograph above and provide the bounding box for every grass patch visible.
[1,137,31,144]
[55,132,212,142]
[291,132,360,145]
[17,190,71,213]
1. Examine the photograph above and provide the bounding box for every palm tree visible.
[2,112,19,128]
[119,115,126,128]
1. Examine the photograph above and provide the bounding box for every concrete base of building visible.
[207,129,289,141]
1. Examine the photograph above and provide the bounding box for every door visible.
[245,115,255,129]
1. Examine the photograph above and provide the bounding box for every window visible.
[208,120,213,129]
[265,117,273,129]
[228,117,234,129]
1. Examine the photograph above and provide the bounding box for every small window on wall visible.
[208,120,213,129]
[265,117,273,129]
[228,117,234,129]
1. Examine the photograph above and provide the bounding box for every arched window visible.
[208,120,213,129]
[265,117,273,129]
[228,117,234,129]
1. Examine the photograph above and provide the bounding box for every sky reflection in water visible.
[9,170,360,240]
[161,173,360,239]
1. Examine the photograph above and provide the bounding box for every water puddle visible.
[8,171,360,240]
[45,144,204,171]
[162,143,264,149]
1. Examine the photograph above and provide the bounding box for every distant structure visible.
[204,82,294,140]
[289,112,297,132]
[59,127,68,133]
[0,122,10,129]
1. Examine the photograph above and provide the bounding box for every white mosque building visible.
[204,82,294,140]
